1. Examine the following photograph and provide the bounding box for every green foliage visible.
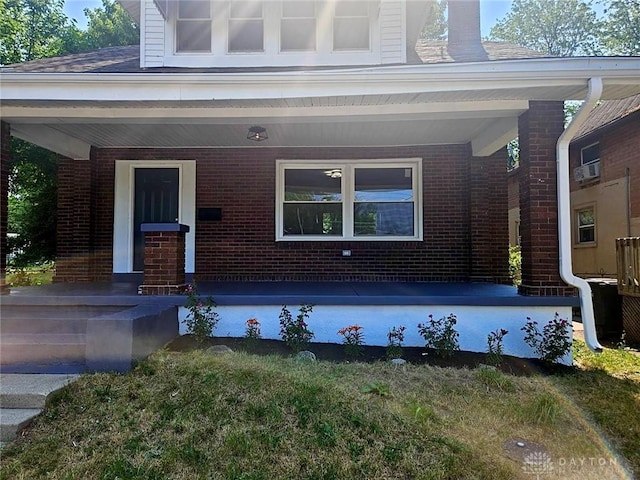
[489,0,603,56]
[509,245,522,287]
[522,314,572,364]
[183,284,219,344]
[601,0,640,55]
[337,325,365,359]
[418,313,460,358]
[279,304,314,353]
[82,0,139,50]
[5,262,54,286]
[486,328,509,367]
[7,139,58,266]
[421,0,447,40]
[360,381,390,397]
[386,325,406,360]
[520,392,562,425]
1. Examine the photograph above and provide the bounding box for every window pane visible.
[354,203,414,236]
[230,1,262,18]
[179,0,210,19]
[283,1,315,17]
[578,209,594,227]
[283,204,343,235]
[229,19,263,51]
[281,18,316,51]
[334,17,369,50]
[177,20,212,52]
[581,144,600,165]
[355,168,413,202]
[335,1,368,16]
[579,226,595,243]
[285,169,342,201]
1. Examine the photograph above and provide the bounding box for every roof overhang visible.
[1,57,639,159]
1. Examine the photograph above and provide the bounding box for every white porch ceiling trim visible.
[10,124,92,159]
[2,58,640,102]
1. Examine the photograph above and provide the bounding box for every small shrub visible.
[521,313,571,364]
[244,318,261,347]
[338,325,365,359]
[386,325,406,360]
[509,245,521,286]
[279,304,314,353]
[486,328,508,366]
[418,314,460,358]
[184,284,219,344]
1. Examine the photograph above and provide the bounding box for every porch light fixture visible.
[247,126,268,142]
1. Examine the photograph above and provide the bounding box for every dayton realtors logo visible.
[522,452,554,478]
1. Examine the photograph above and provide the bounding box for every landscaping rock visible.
[296,351,316,362]
[206,345,233,355]
[391,358,407,365]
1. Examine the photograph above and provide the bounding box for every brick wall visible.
[518,101,574,296]
[95,144,495,282]
[570,113,640,218]
[470,148,510,283]
[0,122,10,293]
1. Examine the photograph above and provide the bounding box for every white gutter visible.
[557,77,604,352]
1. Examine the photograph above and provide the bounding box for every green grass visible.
[1,344,638,479]
[5,263,54,287]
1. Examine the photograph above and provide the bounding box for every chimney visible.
[447,0,488,62]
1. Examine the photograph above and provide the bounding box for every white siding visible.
[143,0,165,68]
[380,0,405,64]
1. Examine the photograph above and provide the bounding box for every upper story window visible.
[176,0,212,52]
[281,1,316,52]
[277,159,422,241]
[229,1,264,52]
[334,1,370,51]
[581,143,600,165]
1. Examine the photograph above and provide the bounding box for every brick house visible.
[1,0,640,365]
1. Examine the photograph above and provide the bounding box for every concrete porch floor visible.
[3,281,579,307]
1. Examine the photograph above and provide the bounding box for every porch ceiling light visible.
[247,125,268,142]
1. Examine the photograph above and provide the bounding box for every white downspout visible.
[557,77,604,352]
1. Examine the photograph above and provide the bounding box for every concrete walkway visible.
[0,374,78,443]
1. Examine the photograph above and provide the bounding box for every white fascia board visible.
[1,57,639,102]
[11,124,91,159]
[2,100,530,122]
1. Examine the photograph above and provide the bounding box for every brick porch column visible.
[518,101,574,296]
[0,122,10,294]
[54,156,93,282]
[139,223,190,295]
[469,147,510,283]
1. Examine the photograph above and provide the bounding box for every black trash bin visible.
[586,278,623,340]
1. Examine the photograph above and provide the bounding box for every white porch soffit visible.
[1,57,640,159]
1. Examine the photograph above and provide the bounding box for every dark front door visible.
[133,168,180,271]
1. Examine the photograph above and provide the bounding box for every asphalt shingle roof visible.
[574,94,640,140]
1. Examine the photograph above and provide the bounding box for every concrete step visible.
[0,374,78,443]
[0,408,42,442]
[0,305,127,320]
[0,317,87,335]
[1,335,86,371]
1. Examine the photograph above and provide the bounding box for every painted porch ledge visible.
[2,282,580,307]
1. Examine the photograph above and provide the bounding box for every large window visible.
[277,160,422,241]
[281,1,316,51]
[176,0,212,52]
[333,1,370,50]
[577,207,595,244]
[229,0,264,52]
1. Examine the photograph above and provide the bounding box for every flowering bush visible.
[184,284,219,344]
[279,304,314,352]
[386,325,406,360]
[486,328,509,366]
[417,313,460,358]
[338,325,365,358]
[521,313,572,364]
[244,318,261,342]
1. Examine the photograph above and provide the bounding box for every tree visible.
[602,0,640,55]
[489,0,602,56]
[422,0,447,40]
[83,0,139,50]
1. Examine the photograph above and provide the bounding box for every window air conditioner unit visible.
[574,161,600,182]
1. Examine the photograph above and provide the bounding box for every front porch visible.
[1,281,578,373]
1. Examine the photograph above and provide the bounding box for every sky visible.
[63,0,514,36]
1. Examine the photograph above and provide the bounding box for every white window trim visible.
[161,0,381,67]
[580,142,600,166]
[275,158,423,242]
[175,0,212,53]
[575,204,596,246]
[113,160,196,273]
